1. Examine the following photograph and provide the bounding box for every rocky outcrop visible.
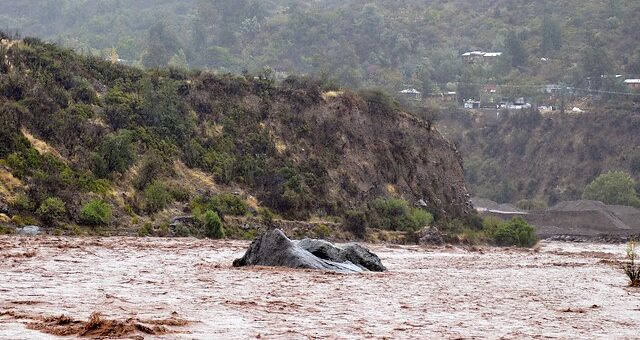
[233,229,385,273]
[296,239,386,272]
[418,226,444,245]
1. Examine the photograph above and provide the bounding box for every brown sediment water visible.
[1,236,639,339]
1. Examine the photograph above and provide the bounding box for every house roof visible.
[400,88,421,94]
[462,51,502,57]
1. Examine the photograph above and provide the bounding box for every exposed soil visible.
[1,236,639,339]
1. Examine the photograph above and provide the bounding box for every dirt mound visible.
[472,197,522,213]
[21,312,188,338]
[548,200,610,212]
[525,200,640,238]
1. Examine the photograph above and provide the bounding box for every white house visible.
[399,88,422,100]
[624,79,640,89]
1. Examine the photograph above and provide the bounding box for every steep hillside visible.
[439,108,640,205]
[0,37,471,233]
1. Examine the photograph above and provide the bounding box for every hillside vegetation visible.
[1,0,639,93]
[439,108,640,206]
[0,36,471,234]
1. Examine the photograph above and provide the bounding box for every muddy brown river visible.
[1,236,639,339]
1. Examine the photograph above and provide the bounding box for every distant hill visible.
[0,36,471,232]
[1,0,639,92]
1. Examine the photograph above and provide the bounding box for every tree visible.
[80,199,113,226]
[582,171,640,207]
[579,32,613,89]
[36,197,66,223]
[97,130,136,176]
[505,31,527,68]
[140,22,181,68]
[204,210,225,239]
[457,69,480,102]
[540,17,562,55]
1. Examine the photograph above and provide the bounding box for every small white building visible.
[399,88,422,100]
[624,79,640,89]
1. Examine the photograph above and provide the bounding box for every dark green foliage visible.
[579,32,614,90]
[134,152,170,190]
[631,151,640,175]
[36,197,67,223]
[343,210,367,238]
[358,90,399,117]
[541,17,563,54]
[191,193,250,218]
[93,130,136,177]
[141,22,182,68]
[80,199,112,226]
[143,181,174,213]
[0,102,26,158]
[505,31,527,68]
[211,193,249,217]
[203,210,224,239]
[12,193,34,212]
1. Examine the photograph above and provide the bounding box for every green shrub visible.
[212,193,249,216]
[0,224,15,235]
[258,208,275,225]
[204,210,224,239]
[314,224,332,239]
[343,210,367,238]
[94,130,136,177]
[409,208,435,229]
[367,198,432,231]
[134,152,170,190]
[623,239,640,287]
[583,171,640,207]
[80,199,112,226]
[137,223,153,237]
[13,193,34,211]
[173,223,192,237]
[358,89,399,116]
[490,217,538,247]
[143,181,174,213]
[36,197,67,223]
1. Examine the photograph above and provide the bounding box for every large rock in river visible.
[233,229,386,273]
[296,238,386,272]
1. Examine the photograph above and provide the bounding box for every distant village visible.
[398,50,640,113]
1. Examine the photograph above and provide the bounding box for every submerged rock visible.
[233,229,385,273]
[17,225,41,236]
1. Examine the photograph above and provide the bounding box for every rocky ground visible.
[1,236,639,339]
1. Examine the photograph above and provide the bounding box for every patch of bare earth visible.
[0,236,639,339]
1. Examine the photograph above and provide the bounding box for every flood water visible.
[1,236,639,339]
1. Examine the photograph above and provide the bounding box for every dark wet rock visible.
[419,226,444,245]
[17,225,41,236]
[233,229,384,273]
[296,239,386,272]
[0,201,8,215]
